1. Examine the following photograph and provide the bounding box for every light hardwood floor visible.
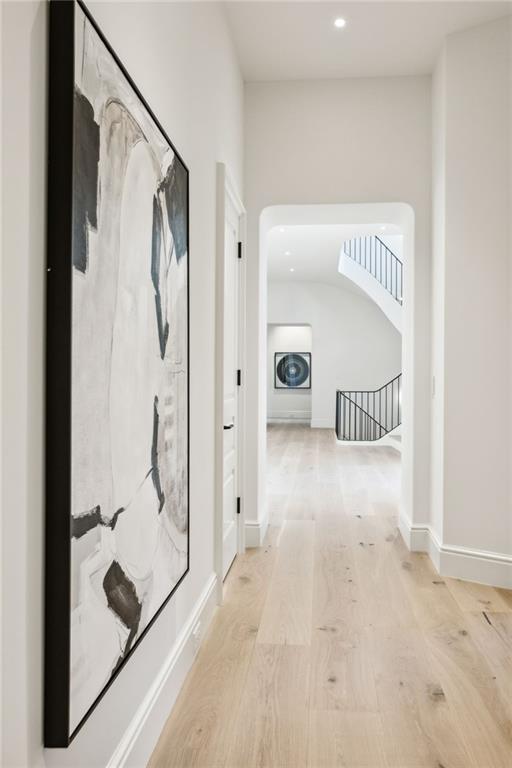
[149,424,512,768]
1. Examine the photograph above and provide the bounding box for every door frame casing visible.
[215,163,246,604]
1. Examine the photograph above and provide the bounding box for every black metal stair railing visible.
[343,235,403,304]
[336,374,402,441]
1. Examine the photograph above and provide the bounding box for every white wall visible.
[267,325,312,421]
[244,76,432,531]
[430,17,512,571]
[1,2,243,766]
[268,283,401,428]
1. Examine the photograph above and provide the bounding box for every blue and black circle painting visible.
[275,353,311,388]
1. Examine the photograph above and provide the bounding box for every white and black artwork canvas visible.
[45,1,189,746]
[274,353,311,389]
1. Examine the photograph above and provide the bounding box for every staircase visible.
[336,374,402,441]
[336,235,404,442]
[344,235,403,303]
[338,235,403,332]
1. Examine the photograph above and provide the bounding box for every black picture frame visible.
[45,0,190,747]
[274,352,312,389]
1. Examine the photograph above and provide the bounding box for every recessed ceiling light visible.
[290,268,295,272]
[279,227,285,233]
[334,17,346,29]
[285,250,291,256]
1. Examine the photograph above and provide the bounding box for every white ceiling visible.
[224,1,512,81]
[267,223,401,293]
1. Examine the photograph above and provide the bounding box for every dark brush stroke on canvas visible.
[151,195,170,359]
[72,90,99,273]
[71,503,126,539]
[151,395,165,513]
[159,158,188,263]
[103,560,142,658]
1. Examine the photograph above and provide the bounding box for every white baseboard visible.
[310,418,333,428]
[407,520,441,571]
[267,410,311,421]
[438,543,512,588]
[336,437,399,450]
[398,509,413,550]
[267,417,310,424]
[399,514,512,589]
[245,513,269,547]
[106,573,218,768]
[384,436,402,454]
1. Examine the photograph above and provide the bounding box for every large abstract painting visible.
[45,0,189,746]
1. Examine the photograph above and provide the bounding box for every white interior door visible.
[222,197,240,578]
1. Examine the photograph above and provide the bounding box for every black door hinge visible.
[237,241,242,259]
[237,369,241,386]
[236,496,241,515]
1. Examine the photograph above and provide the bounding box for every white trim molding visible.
[106,574,218,768]
[245,514,269,548]
[310,418,333,429]
[336,436,401,451]
[399,513,512,589]
[267,412,311,422]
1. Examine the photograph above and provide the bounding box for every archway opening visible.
[256,202,415,543]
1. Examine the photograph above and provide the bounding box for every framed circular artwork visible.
[274,352,311,389]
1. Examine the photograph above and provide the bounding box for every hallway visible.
[150,425,512,768]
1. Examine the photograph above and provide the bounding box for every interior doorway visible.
[250,202,416,544]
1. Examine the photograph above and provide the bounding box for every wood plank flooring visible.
[149,424,512,768]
